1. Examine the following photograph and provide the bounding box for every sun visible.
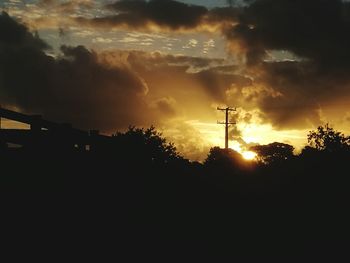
[242,151,257,161]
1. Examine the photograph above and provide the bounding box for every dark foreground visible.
[1,147,349,262]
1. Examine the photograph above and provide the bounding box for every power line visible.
[217,107,236,149]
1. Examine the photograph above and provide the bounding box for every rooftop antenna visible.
[217,107,236,149]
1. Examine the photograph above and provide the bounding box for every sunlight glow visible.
[180,119,309,161]
[242,151,257,160]
[230,141,242,153]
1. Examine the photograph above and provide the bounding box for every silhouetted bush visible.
[307,123,350,153]
[112,126,183,167]
[250,142,294,164]
[204,147,244,172]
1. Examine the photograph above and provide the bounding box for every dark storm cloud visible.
[72,0,243,32]
[75,0,208,30]
[257,62,322,128]
[253,60,350,129]
[0,12,149,132]
[0,12,48,49]
[229,0,350,65]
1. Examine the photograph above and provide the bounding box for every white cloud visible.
[118,37,139,43]
[92,37,113,44]
[202,39,215,54]
[74,30,94,37]
[183,38,198,49]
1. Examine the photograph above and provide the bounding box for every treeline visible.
[0,124,349,259]
[1,123,349,201]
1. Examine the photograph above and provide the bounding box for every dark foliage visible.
[1,124,349,260]
[204,147,243,169]
[307,123,350,152]
[250,142,294,164]
[113,126,181,165]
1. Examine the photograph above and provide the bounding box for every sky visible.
[1,0,350,161]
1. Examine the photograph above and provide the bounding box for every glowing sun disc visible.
[242,151,257,160]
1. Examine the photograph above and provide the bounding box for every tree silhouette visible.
[204,147,244,171]
[250,142,294,164]
[114,126,181,165]
[307,123,350,153]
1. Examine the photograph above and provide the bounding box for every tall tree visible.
[307,124,350,152]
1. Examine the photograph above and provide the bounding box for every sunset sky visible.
[1,0,350,160]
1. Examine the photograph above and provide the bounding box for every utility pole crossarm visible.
[217,107,236,111]
[217,121,236,125]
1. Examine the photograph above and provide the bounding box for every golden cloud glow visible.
[166,118,309,161]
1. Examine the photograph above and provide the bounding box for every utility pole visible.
[217,107,236,149]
